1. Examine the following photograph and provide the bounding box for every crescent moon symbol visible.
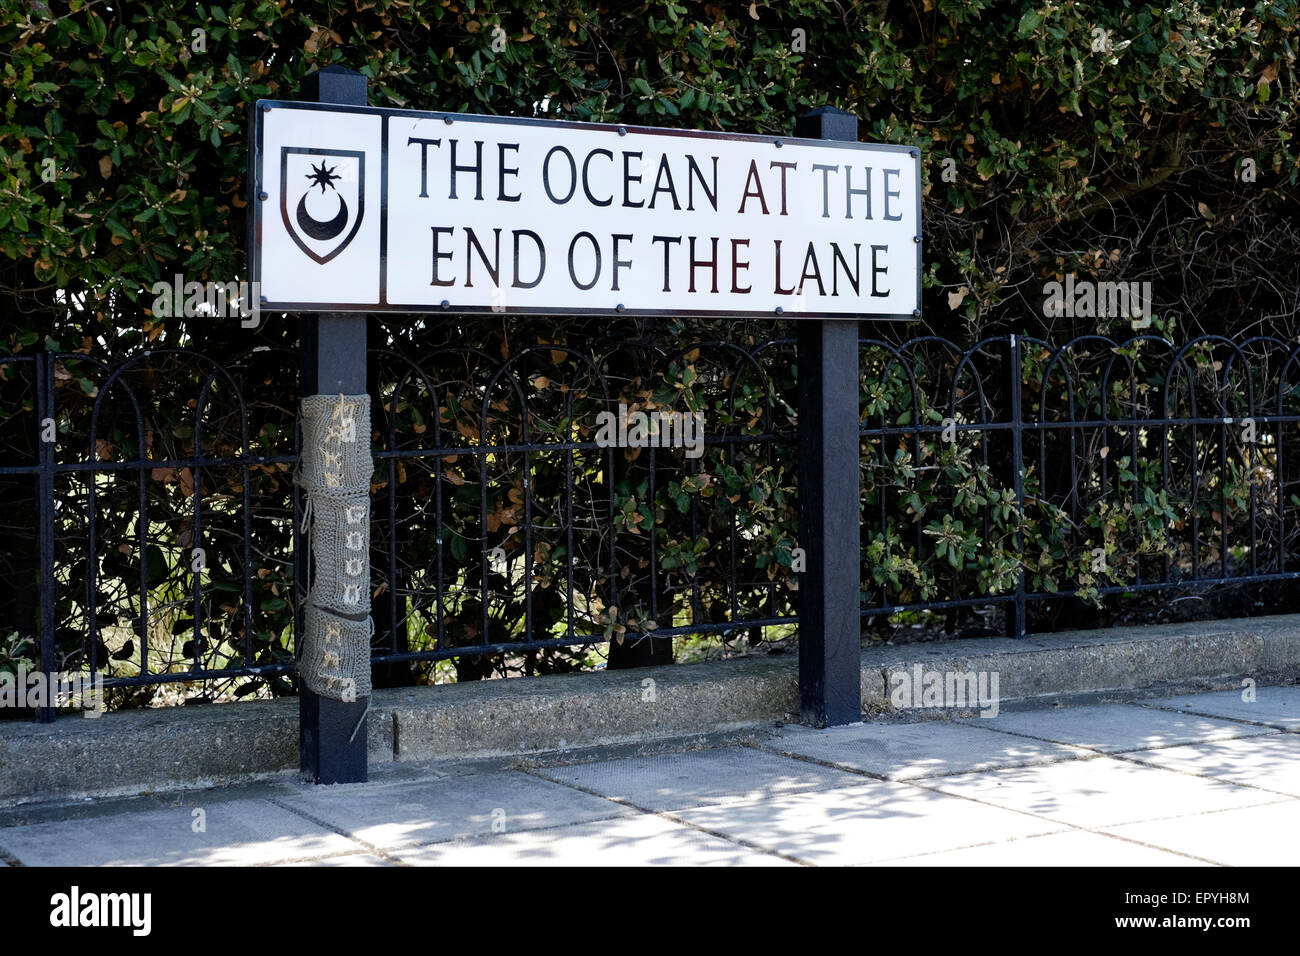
[296,191,349,241]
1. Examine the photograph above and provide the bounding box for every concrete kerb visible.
[2,614,1298,807]
[864,617,1283,714]
[0,698,395,806]
[385,653,798,763]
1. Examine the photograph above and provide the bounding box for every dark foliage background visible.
[1,0,1298,705]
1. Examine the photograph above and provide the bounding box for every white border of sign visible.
[248,100,922,320]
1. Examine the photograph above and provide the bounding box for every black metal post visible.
[794,106,862,727]
[298,66,370,784]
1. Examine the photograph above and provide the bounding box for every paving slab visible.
[966,703,1278,754]
[671,781,1065,865]
[532,746,865,811]
[867,829,1209,866]
[392,813,794,866]
[1116,733,1300,797]
[271,769,634,850]
[1102,801,1300,866]
[764,720,1091,779]
[920,755,1278,829]
[273,852,393,867]
[0,799,358,866]
[1141,684,1300,730]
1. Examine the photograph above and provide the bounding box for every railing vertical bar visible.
[1191,417,1201,581]
[37,353,57,722]
[433,410,446,652]
[242,454,253,667]
[137,423,149,679]
[1220,414,1229,578]
[479,435,491,649]
[387,399,399,655]
[564,389,576,641]
[522,442,534,649]
[192,379,205,670]
[1009,334,1026,638]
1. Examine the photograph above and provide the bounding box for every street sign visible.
[249,101,921,319]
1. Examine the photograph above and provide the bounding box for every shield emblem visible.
[279,147,365,264]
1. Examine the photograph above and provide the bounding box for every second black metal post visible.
[794,106,863,727]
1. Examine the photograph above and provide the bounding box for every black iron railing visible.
[5,332,1298,719]
[364,336,798,676]
[857,334,1300,635]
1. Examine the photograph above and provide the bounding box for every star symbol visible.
[305,160,342,194]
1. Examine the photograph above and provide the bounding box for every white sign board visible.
[250,101,921,319]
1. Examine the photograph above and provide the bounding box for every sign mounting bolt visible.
[913,236,921,243]
[440,300,450,310]
[444,116,453,125]
[259,191,268,201]
[616,303,624,312]
[617,126,627,136]
[775,139,783,148]
[775,306,784,315]
[912,309,921,317]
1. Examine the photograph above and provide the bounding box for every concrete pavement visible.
[1,684,1296,866]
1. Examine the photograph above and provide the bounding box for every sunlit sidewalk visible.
[1,686,1296,866]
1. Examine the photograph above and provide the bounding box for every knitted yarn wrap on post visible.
[300,604,373,701]
[296,394,374,702]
